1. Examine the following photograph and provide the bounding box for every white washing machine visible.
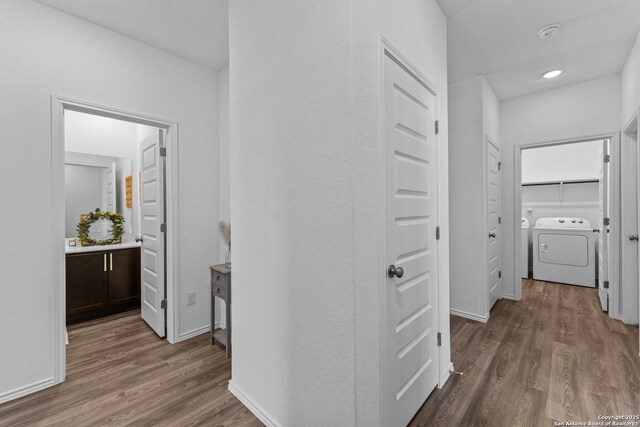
[533,217,595,287]
[521,218,529,278]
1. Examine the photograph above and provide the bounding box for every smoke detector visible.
[538,24,560,39]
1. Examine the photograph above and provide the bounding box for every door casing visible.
[485,138,502,312]
[513,133,619,307]
[621,112,640,326]
[51,96,180,385]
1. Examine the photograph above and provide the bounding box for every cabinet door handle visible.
[104,254,107,272]
[110,253,113,271]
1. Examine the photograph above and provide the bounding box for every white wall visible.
[622,32,640,124]
[65,110,138,159]
[449,75,500,320]
[64,164,103,238]
[229,0,448,425]
[449,77,484,318]
[522,140,603,184]
[500,74,621,299]
[216,66,229,328]
[0,0,219,402]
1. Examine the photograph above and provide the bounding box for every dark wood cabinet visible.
[210,264,231,358]
[66,247,140,324]
[108,249,141,307]
[66,252,108,317]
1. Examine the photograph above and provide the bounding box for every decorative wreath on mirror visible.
[77,209,125,246]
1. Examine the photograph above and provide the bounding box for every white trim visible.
[177,324,212,342]
[228,381,281,427]
[378,36,451,426]
[51,96,181,387]
[438,363,454,389]
[500,293,518,301]
[0,378,55,405]
[450,308,490,323]
[513,133,619,307]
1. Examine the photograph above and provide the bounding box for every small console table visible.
[210,264,231,358]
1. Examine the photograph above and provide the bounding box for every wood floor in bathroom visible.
[411,279,640,426]
[1,280,638,426]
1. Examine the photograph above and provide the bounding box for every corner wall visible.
[500,74,621,299]
[228,0,448,425]
[622,32,640,124]
[0,0,219,402]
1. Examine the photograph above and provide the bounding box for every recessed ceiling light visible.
[543,69,564,79]
[538,24,560,39]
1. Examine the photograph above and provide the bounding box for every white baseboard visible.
[228,381,280,427]
[450,308,489,323]
[0,377,55,405]
[177,324,211,342]
[500,293,518,301]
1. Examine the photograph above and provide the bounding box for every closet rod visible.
[522,179,599,187]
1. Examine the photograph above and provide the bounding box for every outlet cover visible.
[187,291,196,306]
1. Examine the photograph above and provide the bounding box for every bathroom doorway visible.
[51,96,180,384]
[513,134,622,320]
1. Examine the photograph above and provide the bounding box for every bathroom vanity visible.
[66,243,141,324]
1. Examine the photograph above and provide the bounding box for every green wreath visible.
[77,209,125,246]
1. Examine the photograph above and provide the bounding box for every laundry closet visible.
[520,140,605,290]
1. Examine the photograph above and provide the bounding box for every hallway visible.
[411,279,640,426]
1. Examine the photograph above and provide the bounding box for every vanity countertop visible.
[65,241,141,254]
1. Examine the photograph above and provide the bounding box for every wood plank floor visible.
[0,311,261,427]
[410,279,640,427]
[1,280,638,426]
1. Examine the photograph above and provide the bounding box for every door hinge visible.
[604,154,610,163]
[435,120,439,135]
[160,299,167,309]
[604,218,610,226]
[436,226,440,241]
[498,161,502,171]
[160,147,167,157]
[160,223,167,233]
[603,281,610,289]
[498,217,502,225]
[498,271,502,278]
[437,332,442,347]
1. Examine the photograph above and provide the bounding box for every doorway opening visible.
[52,96,180,384]
[514,134,622,319]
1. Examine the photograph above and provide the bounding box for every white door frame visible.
[622,112,640,327]
[377,36,451,425]
[513,133,619,304]
[485,137,501,313]
[51,95,180,384]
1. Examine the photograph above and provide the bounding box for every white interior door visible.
[384,53,439,426]
[486,140,501,310]
[598,140,609,311]
[621,126,639,325]
[102,162,116,212]
[139,130,166,337]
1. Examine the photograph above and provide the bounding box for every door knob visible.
[135,236,143,243]
[630,235,639,241]
[489,233,496,238]
[387,265,404,278]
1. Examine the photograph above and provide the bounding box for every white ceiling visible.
[34,0,229,70]
[438,0,640,99]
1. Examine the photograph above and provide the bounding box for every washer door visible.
[538,233,589,267]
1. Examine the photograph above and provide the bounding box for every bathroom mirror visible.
[65,152,135,240]
[88,219,115,242]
